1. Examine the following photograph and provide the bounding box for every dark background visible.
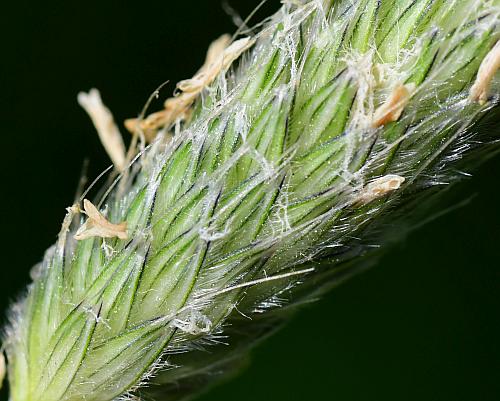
[0,1,499,400]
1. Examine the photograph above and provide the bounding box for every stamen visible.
[356,175,405,205]
[78,89,127,171]
[372,84,414,128]
[125,36,255,141]
[470,41,500,105]
[74,200,128,240]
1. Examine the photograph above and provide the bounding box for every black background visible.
[0,1,499,400]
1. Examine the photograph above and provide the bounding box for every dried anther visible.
[0,352,5,390]
[470,41,500,105]
[125,35,255,141]
[57,204,81,251]
[356,175,405,206]
[78,89,127,171]
[372,84,415,128]
[74,200,128,241]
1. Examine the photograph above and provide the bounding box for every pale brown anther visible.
[57,204,81,251]
[74,200,128,241]
[372,84,415,128]
[0,352,5,390]
[356,175,405,206]
[125,35,255,141]
[78,89,127,171]
[470,41,500,105]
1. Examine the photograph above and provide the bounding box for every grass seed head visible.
[3,1,500,400]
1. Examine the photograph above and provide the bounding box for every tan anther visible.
[0,352,5,390]
[372,83,415,128]
[57,204,81,251]
[74,200,128,241]
[356,175,405,206]
[125,35,255,141]
[78,89,127,171]
[124,109,173,143]
[470,41,500,105]
[177,36,254,93]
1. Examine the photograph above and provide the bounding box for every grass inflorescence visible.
[3,0,500,400]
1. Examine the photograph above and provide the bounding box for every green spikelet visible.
[3,1,500,400]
